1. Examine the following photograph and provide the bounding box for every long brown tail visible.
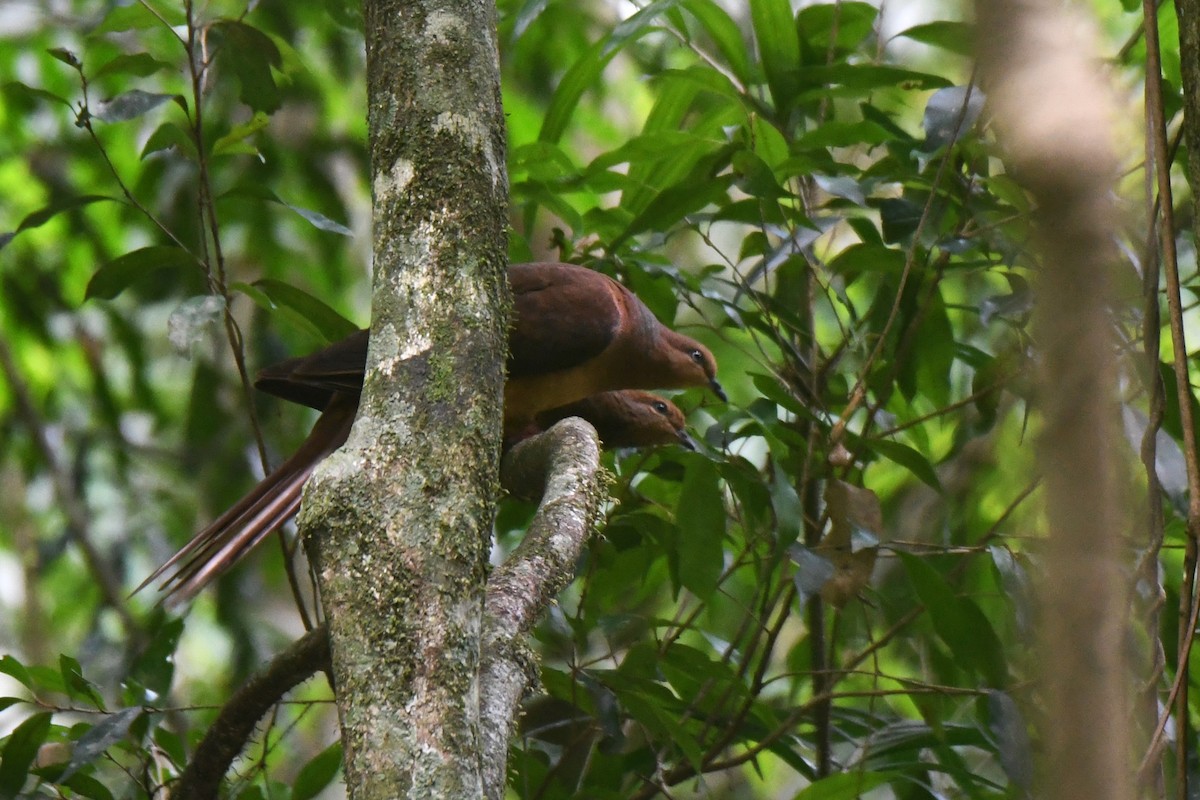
[137,394,357,602]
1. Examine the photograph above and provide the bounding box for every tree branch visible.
[480,417,606,799]
[171,625,332,800]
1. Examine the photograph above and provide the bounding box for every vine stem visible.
[1143,1,1200,793]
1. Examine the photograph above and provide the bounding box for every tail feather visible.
[137,395,357,603]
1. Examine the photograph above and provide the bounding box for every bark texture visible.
[974,2,1131,799]
[298,0,508,796]
[481,418,607,798]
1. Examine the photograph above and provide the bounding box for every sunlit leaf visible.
[895,20,976,56]
[750,0,801,110]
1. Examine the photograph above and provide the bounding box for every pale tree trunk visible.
[975,2,1133,799]
[297,0,509,796]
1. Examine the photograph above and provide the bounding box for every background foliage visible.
[0,0,1177,797]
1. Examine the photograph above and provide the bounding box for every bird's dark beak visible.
[678,430,699,451]
[710,379,727,402]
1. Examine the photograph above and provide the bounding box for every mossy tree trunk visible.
[297,0,509,796]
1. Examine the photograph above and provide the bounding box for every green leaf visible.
[47,47,81,69]
[3,196,116,250]
[674,457,726,596]
[539,40,608,144]
[0,712,53,799]
[859,437,942,491]
[235,279,359,343]
[92,53,173,80]
[607,0,684,55]
[796,2,879,54]
[894,20,975,56]
[0,657,33,691]
[750,0,802,111]
[85,246,199,301]
[59,656,105,711]
[58,708,142,783]
[792,771,896,800]
[904,287,954,407]
[213,111,271,156]
[292,741,343,800]
[795,120,894,149]
[2,81,72,109]
[220,184,353,236]
[129,618,184,698]
[682,0,751,83]
[827,243,906,276]
[211,21,283,113]
[91,1,184,33]
[141,123,198,160]
[898,552,1007,687]
[799,64,951,94]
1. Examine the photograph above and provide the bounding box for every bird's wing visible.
[255,328,370,409]
[507,263,626,378]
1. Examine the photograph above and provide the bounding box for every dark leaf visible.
[211,21,283,113]
[987,691,1033,792]
[898,553,1007,686]
[293,741,343,800]
[0,712,53,798]
[788,544,836,604]
[236,279,359,343]
[141,123,198,160]
[3,196,115,252]
[58,708,142,783]
[85,246,199,301]
[3,80,71,109]
[877,198,924,243]
[92,53,173,79]
[130,618,184,699]
[922,86,985,150]
[791,771,897,800]
[59,656,105,711]
[674,457,726,596]
[94,89,177,122]
[47,48,81,69]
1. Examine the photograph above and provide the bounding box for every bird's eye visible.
[690,349,704,364]
[652,401,668,414]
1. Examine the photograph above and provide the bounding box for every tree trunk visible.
[297,0,509,796]
[975,2,1132,799]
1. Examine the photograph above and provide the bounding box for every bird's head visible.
[660,331,725,401]
[588,391,697,450]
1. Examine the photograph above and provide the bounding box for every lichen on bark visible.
[298,0,510,796]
